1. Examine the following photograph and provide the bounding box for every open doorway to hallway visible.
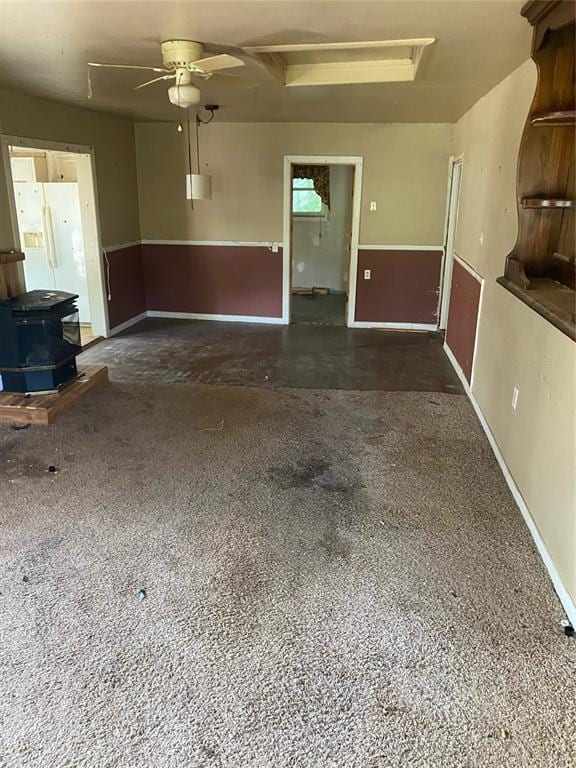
[290,164,353,326]
[283,155,363,327]
[6,142,107,347]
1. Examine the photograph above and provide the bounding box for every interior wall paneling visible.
[354,247,443,325]
[142,243,283,319]
[445,256,482,383]
[104,243,146,330]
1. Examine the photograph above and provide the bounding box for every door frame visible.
[439,155,464,329]
[282,155,363,326]
[1,134,110,338]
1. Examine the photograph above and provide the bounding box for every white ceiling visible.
[0,0,531,123]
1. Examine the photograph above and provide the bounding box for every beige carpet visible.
[0,382,574,767]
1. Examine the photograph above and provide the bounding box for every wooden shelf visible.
[531,109,576,126]
[521,197,575,209]
[497,277,575,341]
[503,2,575,339]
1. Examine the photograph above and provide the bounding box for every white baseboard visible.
[146,310,285,325]
[358,244,444,252]
[108,310,437,333]
[351,321,437,331]
[107,312,147,336]
[443,341,576,628]
[141,239,282,249]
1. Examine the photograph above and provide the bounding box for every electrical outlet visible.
[512,386,519,411]
[364,269,371,280]
[369,201,377,211]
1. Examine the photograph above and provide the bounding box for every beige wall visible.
[135,121,453,245]
[454,59,576,608]
[0,87,140,250]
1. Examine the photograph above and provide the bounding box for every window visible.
[292,177,326,217]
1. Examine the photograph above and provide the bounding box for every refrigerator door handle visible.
[41,204,52,269]
[44,203,57,269]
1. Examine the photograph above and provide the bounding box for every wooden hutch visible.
[498,0,576,340]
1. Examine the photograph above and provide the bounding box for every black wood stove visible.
[0,290,82,393]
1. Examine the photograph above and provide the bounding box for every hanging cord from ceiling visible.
[103,249,112,301]
[195,105,217,174]
[197,105,218,125]
[186,106,194,209]
[195,113,201,174]
[172,70,194,211]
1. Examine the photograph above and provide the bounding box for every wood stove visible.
[0,290,81,393]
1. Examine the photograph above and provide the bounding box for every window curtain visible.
[292,165,331,209]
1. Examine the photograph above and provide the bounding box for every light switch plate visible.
[364,269,371,280]
[370,201,377,211]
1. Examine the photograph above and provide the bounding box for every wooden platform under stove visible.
[0,365,108,426]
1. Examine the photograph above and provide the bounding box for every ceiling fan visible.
[88,40,262,108]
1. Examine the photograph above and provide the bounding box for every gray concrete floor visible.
[81,318,463,394]
[292,294,347,325]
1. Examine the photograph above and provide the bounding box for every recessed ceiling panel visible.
[244,39,436,86]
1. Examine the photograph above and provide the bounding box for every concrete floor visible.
[81,318,463,394]
[292,294,347,325]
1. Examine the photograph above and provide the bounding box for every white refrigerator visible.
[14,182,91,323]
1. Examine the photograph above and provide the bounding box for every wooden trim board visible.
[0,251,25,265]
[0,365,108,425]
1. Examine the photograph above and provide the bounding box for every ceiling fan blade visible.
[88,62,169,73]
[200,72,262,89]
[134,74,176,90]
[191,54,245,73]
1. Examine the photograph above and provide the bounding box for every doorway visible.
[282,156,363,326]
[291,165,353,326]
[3,138,108,344]
[439,157,463,329]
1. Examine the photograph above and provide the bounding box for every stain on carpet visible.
[0,382,574,768]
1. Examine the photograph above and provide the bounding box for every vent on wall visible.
[244,38,435,87]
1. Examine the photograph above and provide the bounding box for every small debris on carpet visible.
[382,705,407,716]
[137,589,146,601]
[560,619,574,637]
[193,419,224,432]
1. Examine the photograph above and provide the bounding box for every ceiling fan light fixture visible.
[168,83,201,108]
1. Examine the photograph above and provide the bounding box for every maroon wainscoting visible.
[105,244,146,330]
[142,244,283,318]
[445,259,482,383]
[355,249,443,324]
